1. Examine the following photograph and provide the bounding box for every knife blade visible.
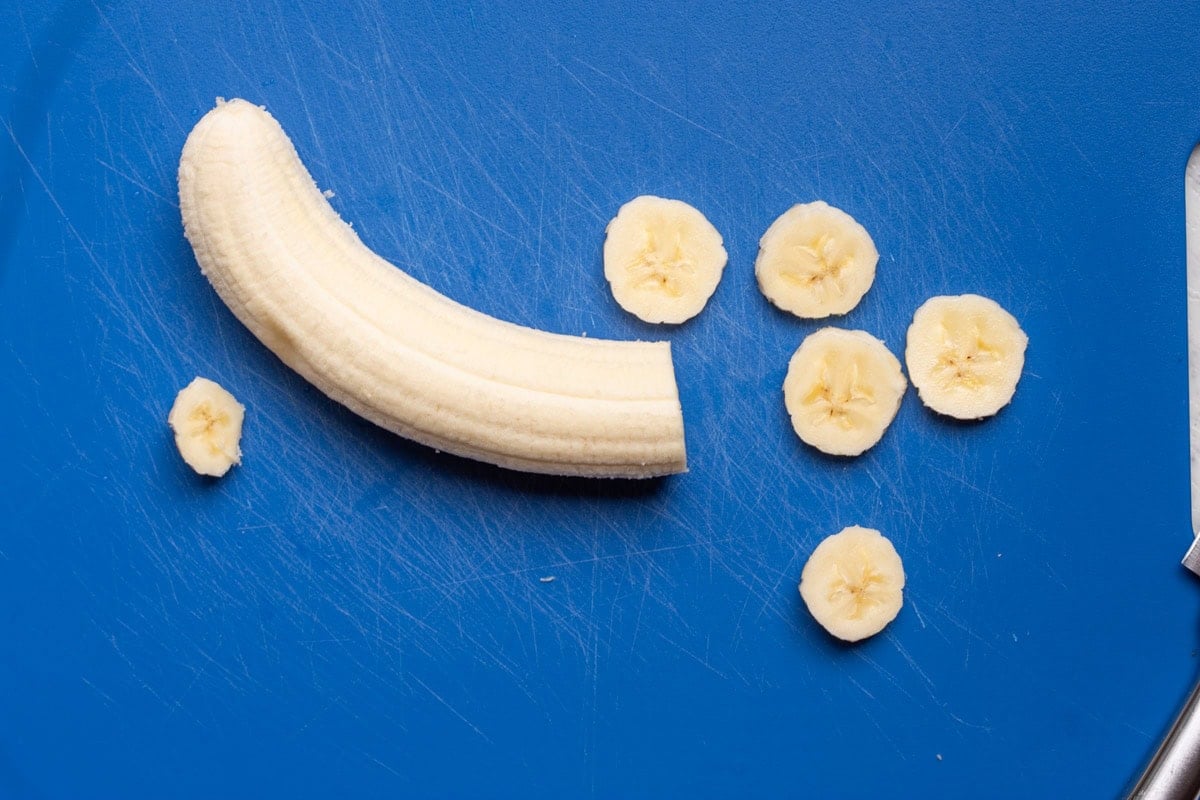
[1128,143,1200,800]
[1184,144,1200,575]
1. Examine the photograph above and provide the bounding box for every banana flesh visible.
[178,99,686,478]
[905,294,1027,420]
[783,328,906,456]
[799,525,905,642]
[603,195,727,324]
[756,201,878,319]
[168,377,244,477]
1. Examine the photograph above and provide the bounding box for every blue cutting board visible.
[3,1,1199,797]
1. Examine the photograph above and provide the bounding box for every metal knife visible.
[1128,143,1200,800]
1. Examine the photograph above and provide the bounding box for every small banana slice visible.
[905,294,1028,420]
[756,201,878,318]
[799,525,905,642]
[783,328,906,456]
[168,377,245,477]
[603,195,728,324]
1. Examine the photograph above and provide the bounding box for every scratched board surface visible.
[2,1,1198,797]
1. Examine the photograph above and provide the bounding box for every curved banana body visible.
[178,99,686,478]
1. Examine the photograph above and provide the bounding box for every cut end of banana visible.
[783,328,906,457]
[756,201,878,319]
[603,195,728,324]
[167,377,245,477]
[799,526,905,642]
[905,294,1028,420]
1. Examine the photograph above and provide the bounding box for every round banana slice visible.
[799,525,905,642]
[905,294,1028,420]
[755,201,878,318]
[168,377,245,477]
[783,328,906,457]
[603,195,728,324]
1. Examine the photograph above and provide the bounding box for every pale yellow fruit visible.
[783,328,906,457]
[603,195,727,324]
[905,294,1028,419]
[178,99,686,478]
[756,201,878,319]
[168,377,245,477]
[800,526,905,642]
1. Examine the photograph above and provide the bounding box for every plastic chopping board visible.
[4,1,1200,797]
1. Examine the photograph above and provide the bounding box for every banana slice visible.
[783,328,906,456]
[905,294,1028,420]
[168,377,245,477]
[755,201,878,318]
[799,525,905,642]
[603,195,728,324]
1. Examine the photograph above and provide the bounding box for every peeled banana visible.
[783,328,906,457]
[603,195,727,324]
[905,294,1027,420]
[178,99,686,478]
[799,525,905,642]
[168,377,245,477]
[756,201,878,319]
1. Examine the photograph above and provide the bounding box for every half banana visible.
[178,99,687,478]
[783,328,906,457]
[756,201,878,319]
[603,195,728,324]
[799,525,905,642]
[905,294,1028,420]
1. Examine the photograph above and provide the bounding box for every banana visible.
[905,294,1028,420]
[782,328,906,456]
[755,201,878,318]
[799,525,905,642]
[178,99,686,478]
[168,377,245,477]
[603,195,728,324]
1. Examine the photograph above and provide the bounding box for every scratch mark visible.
[88,1,182,131]
[363,752,404,778]
[846,675,875,700]
[889,639,937,695]
[80,676,117,707]
[654,630,728,680]
[410,675,492,743]
[95,158,178,207]
[562,55,746,153]
[927,465,1016,513]
[947,710,992,732]
[909,599,928,630]
[940,109,969,147]
[398,538,735,596]
[4,119,102,271]
[391,160,523,244]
